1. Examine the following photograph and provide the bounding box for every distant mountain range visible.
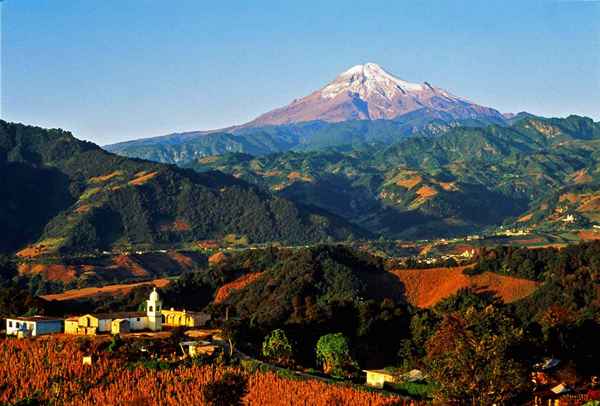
[0,121,362,255]
[100,64,600,240]
[105,63,513,164]
[7,63,598,254]
[187,115,600,239]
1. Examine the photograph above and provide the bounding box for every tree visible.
[426,305,531,405]
[0,256,17,287]
[316,333,357,377]
[202,371,248,406]
[262,329,294,366]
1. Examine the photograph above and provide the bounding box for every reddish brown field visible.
[513,237,545,245]
[579,230,600,241]
[113,254,150,278]
[40,279,170,302]
[208,251,227,265]
[18,252,203,284]
[517,213,533,223]
[89,171,123,183]
[173,219,191,231]
[214,272,264,304]
[18,263,78,283]
[129,171,158,186]
[0,337,408,406]
[396,175,422,189]
[390,266,539,308]
[416,185,438,199]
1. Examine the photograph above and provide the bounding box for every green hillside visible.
[0,121,364,255]
[187,116,600,238]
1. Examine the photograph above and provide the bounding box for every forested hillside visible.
[188,116,600,238]
[155,242,598,403]
[0,121,363,255]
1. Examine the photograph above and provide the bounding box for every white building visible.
[5,316,63,337]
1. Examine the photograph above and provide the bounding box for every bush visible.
[202,371,248,406]
[316,333,358,378]
[261,329,294,366]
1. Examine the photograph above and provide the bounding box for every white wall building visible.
[5,316,63,337]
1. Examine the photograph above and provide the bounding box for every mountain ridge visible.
[0,120,365,255]
[187,115,600,239]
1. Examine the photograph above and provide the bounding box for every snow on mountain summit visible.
[322,63,426,99]
[246,63,504,126]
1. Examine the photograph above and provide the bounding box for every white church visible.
[64,287,165,335]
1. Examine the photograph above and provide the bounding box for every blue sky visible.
[1,0,599,145]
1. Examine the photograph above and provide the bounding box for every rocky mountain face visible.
[247,63,505,126]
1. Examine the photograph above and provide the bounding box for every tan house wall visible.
[64,320,79,334]
[161,310,209,328]
[65,315,108,335]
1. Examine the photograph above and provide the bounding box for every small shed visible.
[179,340,219,358]
[363,369,397,388]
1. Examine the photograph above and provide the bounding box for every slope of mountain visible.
[187,116,600,238]
[0,121,365,255]
[104,63,508,164]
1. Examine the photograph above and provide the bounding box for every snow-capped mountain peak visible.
[322,62,426,99]
[246,63,504,126]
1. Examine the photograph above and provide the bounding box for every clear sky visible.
[1,0,599,145]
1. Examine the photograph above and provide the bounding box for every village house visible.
[179,340,220,358]
[364,369,397,388]
[5,316,63,337]
[162,308,211,328]
[364,368,425,389]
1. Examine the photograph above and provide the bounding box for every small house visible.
[5,316,63,337]
[162,308,211,328]
[179,340,219,358]
[364,369,397,388]
[65,312,147,335]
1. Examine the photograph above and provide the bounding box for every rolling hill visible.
[0,121,365,255]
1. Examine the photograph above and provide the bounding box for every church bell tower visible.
[147,288,162,331]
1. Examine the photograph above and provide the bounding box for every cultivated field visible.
[0,337,409,406]
[41,279,171,301]
[390,266,539,308]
